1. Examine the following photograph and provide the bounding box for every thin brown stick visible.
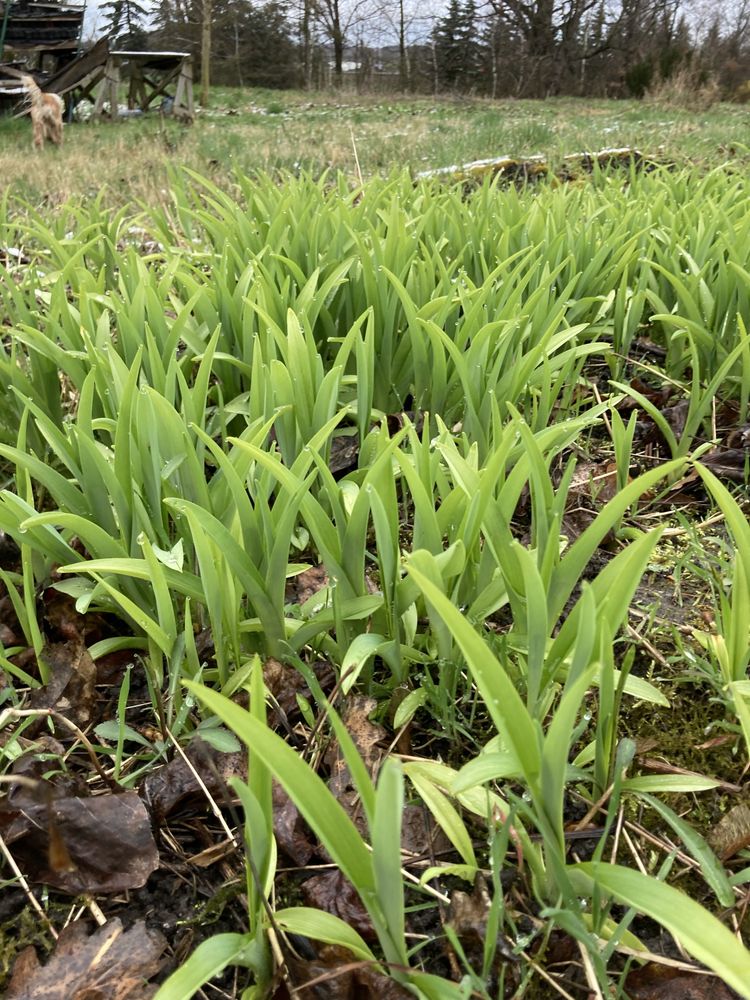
[519,950,579,1000]
[0,830,58,939]
[577,940,603,999]
[164,726,239,846]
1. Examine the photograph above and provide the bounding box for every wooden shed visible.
[0,1,85,70]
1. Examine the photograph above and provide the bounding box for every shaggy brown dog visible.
[22,75,64,149]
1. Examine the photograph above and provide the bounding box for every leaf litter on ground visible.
[6,918,166,1000]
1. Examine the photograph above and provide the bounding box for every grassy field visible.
[0,88,749,205]
[1,92,750,999]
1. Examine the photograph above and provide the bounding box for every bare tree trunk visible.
[399,0,408,89]
[200,0,212,106]
[234,16,243,87]
[332,0,344,84]
[302,0,314,88]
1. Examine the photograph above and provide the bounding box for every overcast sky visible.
[83,1,105,39]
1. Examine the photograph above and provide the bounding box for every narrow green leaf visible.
[571,862,750,998]
[153,933,259,1000]
[273,908,376,962]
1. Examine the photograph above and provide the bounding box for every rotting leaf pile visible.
[2,167,750,997]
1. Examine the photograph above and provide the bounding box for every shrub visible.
[645,65,721,110]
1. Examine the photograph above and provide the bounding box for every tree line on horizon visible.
[98,0,750,100]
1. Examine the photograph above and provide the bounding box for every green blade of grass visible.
[405,561,542,789]
[571,862,750,997]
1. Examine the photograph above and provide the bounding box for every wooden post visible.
[93,56,121,119]
[173,57,194,122]
[108,57,120,118]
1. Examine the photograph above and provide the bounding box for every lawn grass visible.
[0,88,749,206]
[1,91,750,998]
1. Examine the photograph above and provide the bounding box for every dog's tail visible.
[21,75,44,109]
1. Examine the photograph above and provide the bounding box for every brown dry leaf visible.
[448,876,515,968]
[282,944,412,999]
[662,398,690,441]
[699,448,750,483]
[449,876,492,943]
[328,434,360,478]
[726,423,750,448]
[6,918,166,1000]
[1,786,159,894]
[326,695,385,798]
[694,734,736,751]
[567,460,620,504]
[561,460,623,544]
[623,963,735,999]
[94,647,139,686]
[708,803,750,861]
[285,566,329,606]
[0,528,20,568]
[273,782,316,865]
[400,804,451,859]
[142,736,245,822]
[352,964,414,998]
[264,657,310,719]
[41,588,86,642]
[27,641,97,730]
[301,871,375,940]
[632,338,668,359]
[622,378,672,411]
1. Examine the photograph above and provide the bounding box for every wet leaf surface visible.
[142,736,245,823]
[6,918,166,999]
[1,776,159,893]
[301,871,375,940]
[328,434,360,479]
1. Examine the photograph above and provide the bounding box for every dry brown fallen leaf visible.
[6,918,166,1000]
[285,565,329,606]
[27,641,97,731]
[273,782,316,865]
[326,695,385,798]
[561,459,623,543]
[623,962,737,1000]
[699,447,750,483]
[448,875,515,967]
[263,657,314,721]
[278,944,412,999]
[708,802,750,861]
